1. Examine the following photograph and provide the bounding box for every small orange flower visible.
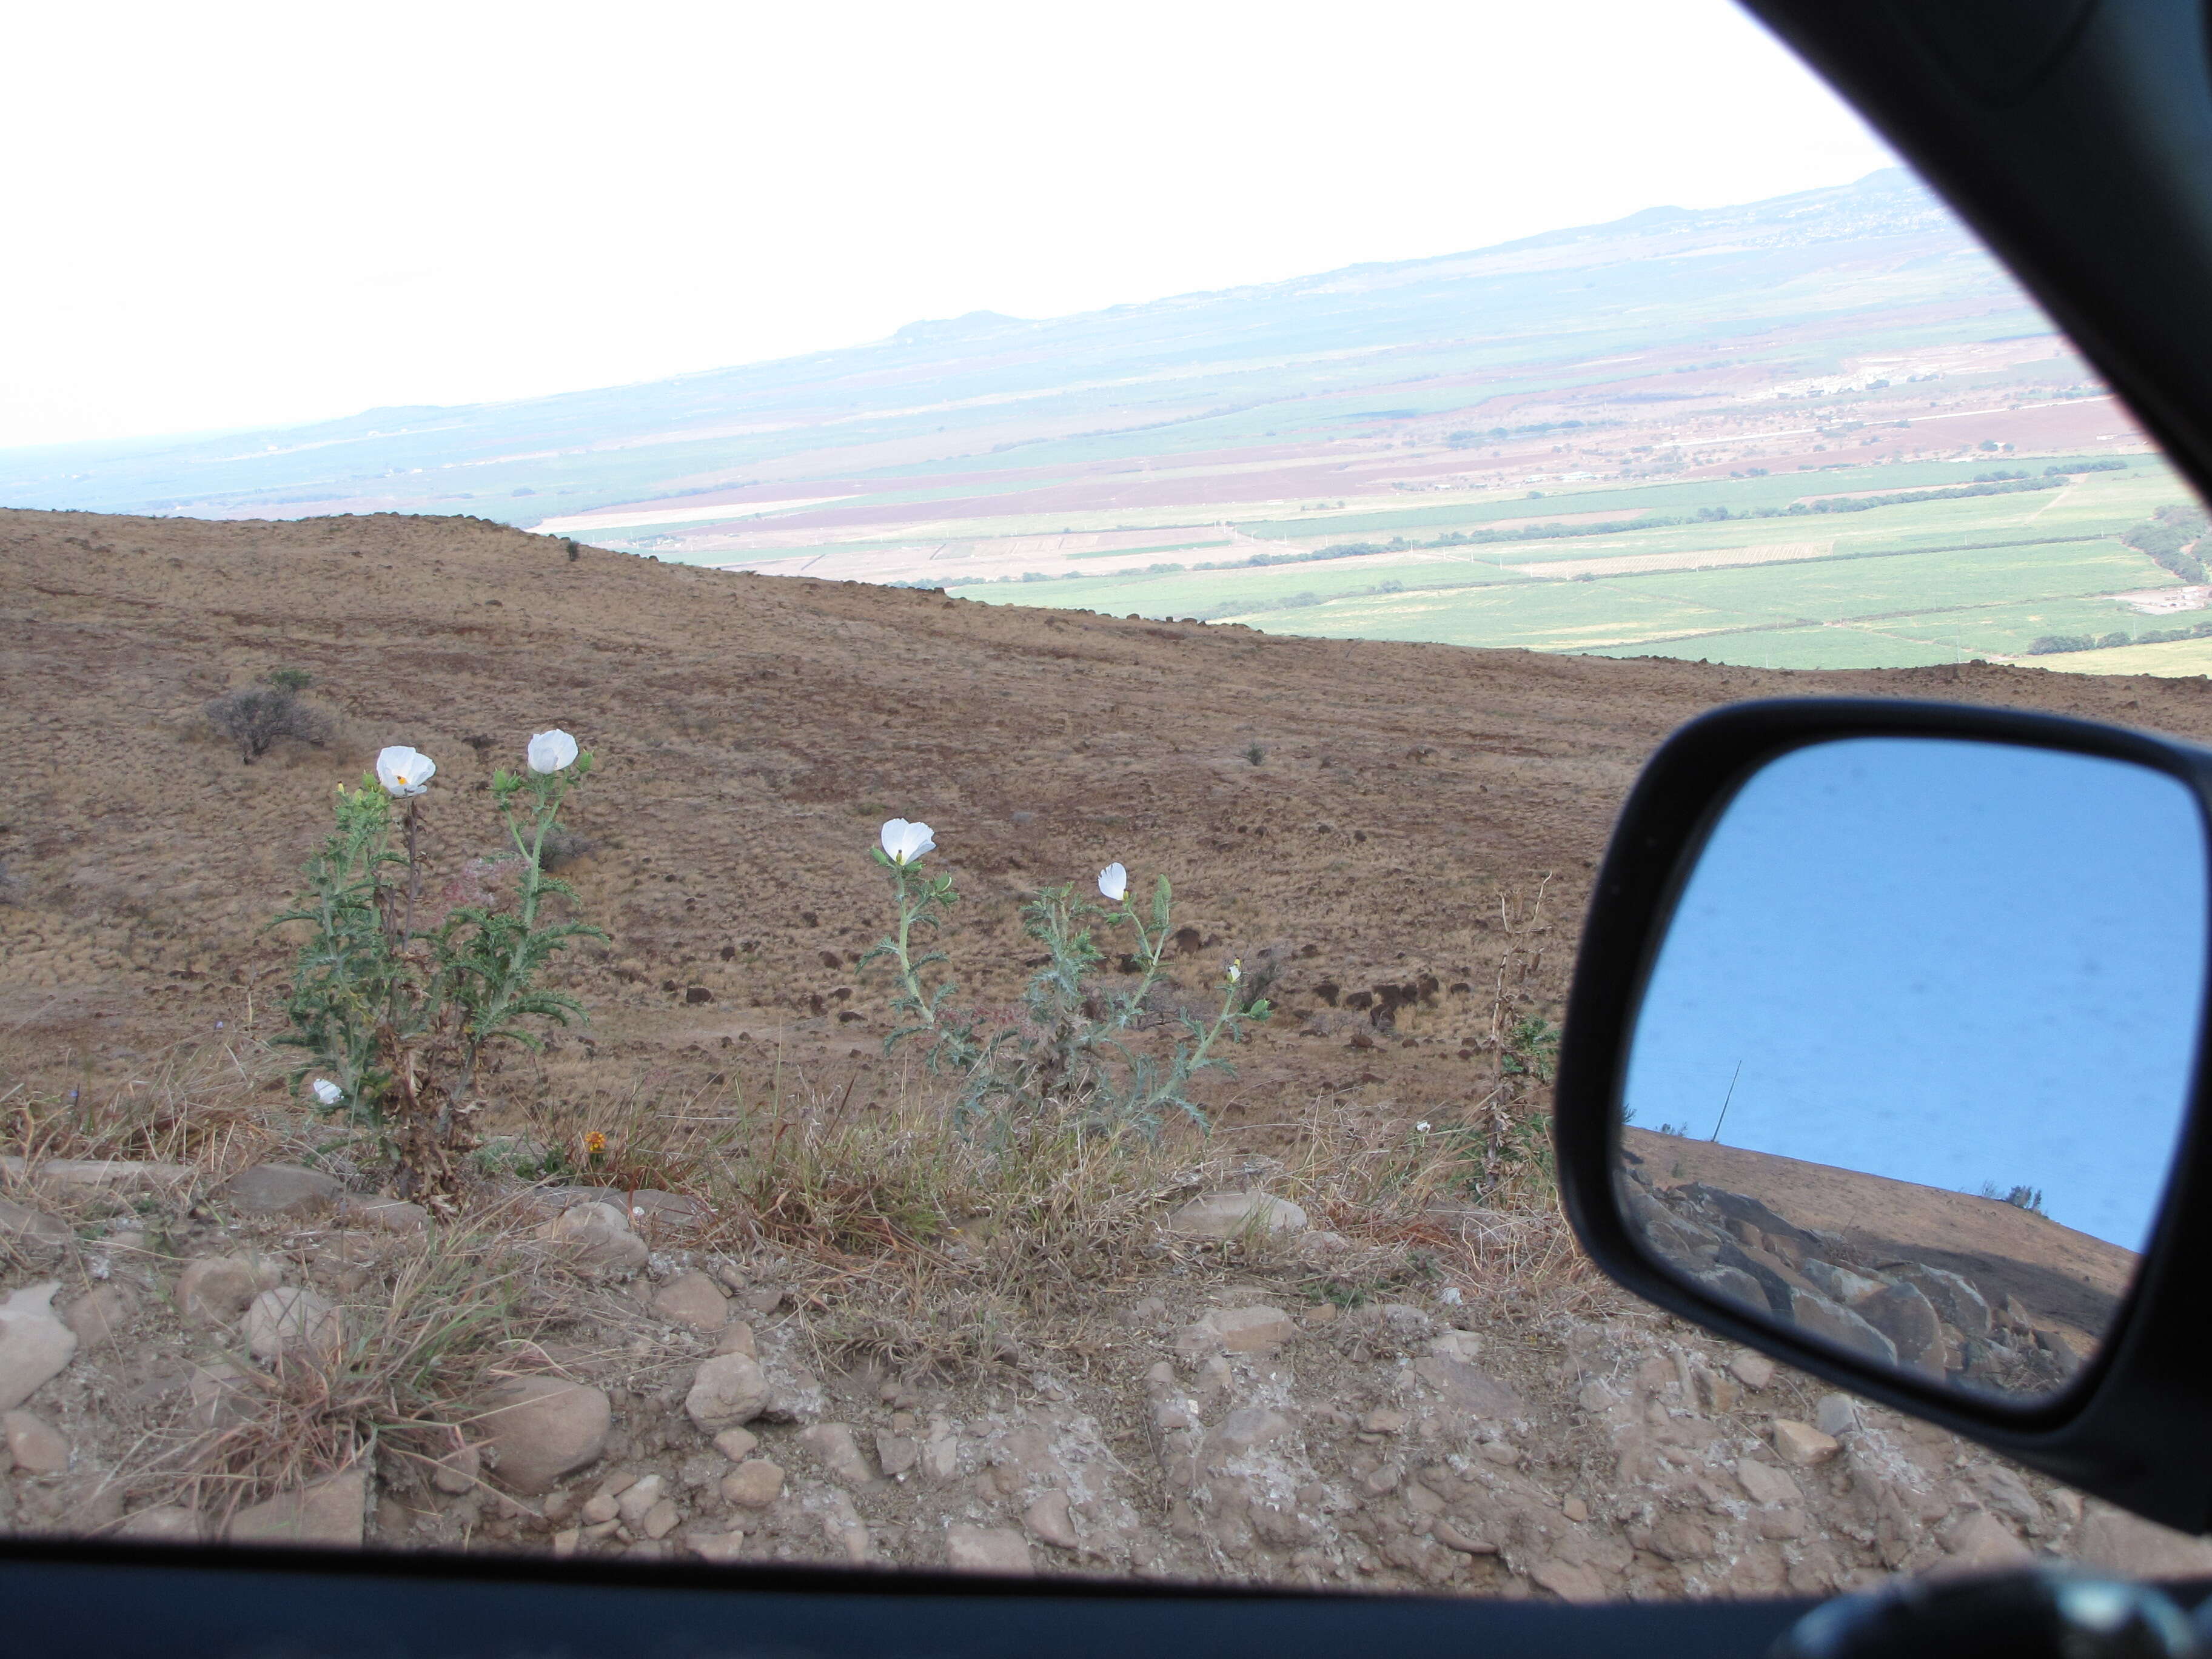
[583,1131,607,1158]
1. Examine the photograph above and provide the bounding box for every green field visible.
[959,454,2208,671]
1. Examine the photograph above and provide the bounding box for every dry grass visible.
[1,1036,281,1176]
[139,1222,546,1528]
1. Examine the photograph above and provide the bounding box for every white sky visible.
[1,1,1897,451]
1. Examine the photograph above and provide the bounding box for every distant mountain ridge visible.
[0,168,2035,526]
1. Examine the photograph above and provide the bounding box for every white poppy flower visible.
[1415,1121,1432,1134]
[1226,959,1242,984]
[879,817,936,865]
[1098,862,1128,903]
[311,1079,343,1107]
[376,745,436,797]
[528,729,579,774]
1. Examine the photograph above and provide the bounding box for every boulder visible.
[244,1287,345,1366]
[1786,1287,1899,1367]
[1771,1419,1841,1467]
[61,1283,136,1351]
[1886,1261,1994,1339]
[2,1408,70,1475]
[1165,1191,1307,1239]
[176,1255,277,1324]
[652,1270,730,1331]
[946,1523,1033,1574]
[799,1421,874,1484]
[536,1202,649,1272]
[1025,1490,1078,1549]
[685,1353,771,1430]
[479,1376,611,1494]
[227,1469,365,1547]
[1174,1305,1294,1360]
[720,1460,785,1507]
[0,1197,72,1260]
[337,1196,429,1232]
[220,1164,343,1219]
[1854,1282,1942,1369]
[0,1282,76,1412]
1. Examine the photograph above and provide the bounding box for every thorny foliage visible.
[270,752,603,1203]
[863,845,1269,1140]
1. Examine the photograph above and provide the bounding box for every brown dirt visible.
[10,506,2212,1590]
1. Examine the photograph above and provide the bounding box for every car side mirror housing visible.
[1556,698,2212,1532]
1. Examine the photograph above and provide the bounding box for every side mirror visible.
[1556,699,2212,1532]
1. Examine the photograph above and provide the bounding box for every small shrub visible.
[1245,743,1267,766]
[204,673,331,763]
[862,823,1269,1138]
[270,731,604,1201]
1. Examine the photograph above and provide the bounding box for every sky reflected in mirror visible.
[1624,737,2207,1254]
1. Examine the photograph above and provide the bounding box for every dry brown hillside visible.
[5,506,2211,1592]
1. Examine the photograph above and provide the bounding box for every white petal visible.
[528,729,578,774]
[311,1079,343,1105]
[1098,862,1127,902]
[880,818,910,859]
[904,821,936,861]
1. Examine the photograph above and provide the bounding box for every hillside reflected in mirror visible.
[1620,737,2207,1400]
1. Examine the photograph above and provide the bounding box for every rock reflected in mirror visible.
[1619,736,2207,1403]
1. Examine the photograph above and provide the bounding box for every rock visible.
[0,1197,72,1259]
[691,1530,746,1563]
[228,1469,365,1547]
[1812,1393,1860,1438]
[537,1202,649,1272]
[877,1432,919,1478]
[337,1196,429,1232]
[1937,1509,2033,1574]
[2076,1502,2212,1578]
[1729,1349,1777,1391]
[712,1322,757,1358]
[685,1353,770,1430]
[176,1256,272,1324]
[800,1421,874,1484]
[221,1163,343,1218]
[1433,1517,1496,1555]
[118,1506,202,1541]
[946,1523,1033,1574]
[1695,1264,1773,1313]
[712,1427,760,1462]
[1025,1489,1079,1549]
[1787,1287,1899,1367]
[1165,1191,1307,1239]
[1530,1557,1609,1602]
[1771,1419,1841,1467]
[720,1460,785,1507]
[431,1443,480,1495]
[0,1282,76,1412]
[1855,1283,1942,1369]
[652,1270,730,1331]
[1362,1407,1408,1435]
[0,1156,195,1190]
[1802,1259,1885,1304]
[1174,1305,1295,1359]
[1735,1458,1803,1507]
[615,1473,666,1526]
[1410,1354,1525,1420]
[1212,1407,1295,1456]
[1429,1330,1484,1363]
[187,1362,261,1431]
[61,1283,136,1350]
[243,1287,344,1366]
[1888,1262,1993,1339]
[1974,1465,2042,1528]
[480,1376,611,1494]
[3,1409,70,1474]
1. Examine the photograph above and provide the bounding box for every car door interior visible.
[21,2,2212,1656]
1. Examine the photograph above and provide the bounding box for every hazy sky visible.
[1625,738,2207,1253]
[2,2,1898,451]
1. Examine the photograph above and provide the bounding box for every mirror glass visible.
[1619,736,2207,1403]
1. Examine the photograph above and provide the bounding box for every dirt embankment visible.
[7,508,2212,1592]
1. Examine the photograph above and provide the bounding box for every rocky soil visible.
[9,506,2212,1593]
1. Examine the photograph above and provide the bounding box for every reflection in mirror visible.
[1618,737,2207,1403]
